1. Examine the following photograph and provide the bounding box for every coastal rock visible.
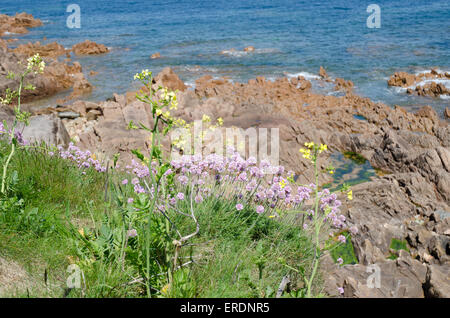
[13,41,67,58]
[72,73,93,96]
[334,78,354,94]
[445,108,450,119]
[18,114,70,146]
[414,82,449,97]
[387,71,418,87]
[388,70,450,97]
[0,45,91,104]
[153,67,187,92]
[319,66,329,79]
[424,265,450,297]
[72,40,109,55]
[0,13,42,36]
[61,69,450,297]
[150,52,161,59]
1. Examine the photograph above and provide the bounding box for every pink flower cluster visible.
[0,123,28,146]
[163,149,347,232]
[57,142,106,172]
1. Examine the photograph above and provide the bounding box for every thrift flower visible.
[236,203,244,211]
[195,194,203,203]
[127,229,138,238]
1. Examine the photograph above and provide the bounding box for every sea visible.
[1,0,449,183]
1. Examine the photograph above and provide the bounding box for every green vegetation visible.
[0,67,354,298]
[343,152,367,165]
[0,141,316,297]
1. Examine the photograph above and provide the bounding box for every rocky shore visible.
[0,12,42,36]
[388,69,450,98]
[0,13,449,298]
[59,68,450,297]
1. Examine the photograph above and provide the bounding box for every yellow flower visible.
[319,144,328,153]
[347,190,353,201]
[304,141,315,149]
[163,111,171,119]
[299,148,312,160]
[155,109,162,116]
[91,153,97,160]
[279,179,286,189]
[78,228,85,237]
[269,215,275,219]
[329,170,334,175]
[202,114,211,123]
[161,283,170,296]
[217,117,224,126]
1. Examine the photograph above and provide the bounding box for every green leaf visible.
[131,149,145,162]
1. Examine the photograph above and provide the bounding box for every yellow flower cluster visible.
[27,53,45,74]
[299,147,312,160]
[299,141,328,161]
[134,69,152,81]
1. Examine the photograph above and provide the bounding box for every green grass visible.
[329,231,358,265]
[0,141,318,298]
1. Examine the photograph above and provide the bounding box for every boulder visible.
[150,52,161,59]
[0,13,42,36]
[20,114,70,146]
[72,40,109,55]
[153,67,187,92]
[12,41,66,58]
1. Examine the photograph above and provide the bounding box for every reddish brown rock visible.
[0,13,42,36]
[153,67,187,92]
[150,52,161,59]
[444,108,450,119]
[388,71,418,87]
[415,82,449,97]
[334,78,354,94]
[319,66,329,79]
[0,44,92,104]
[12,41,67,58]
[388,70,450,97]
[72,40,109,55]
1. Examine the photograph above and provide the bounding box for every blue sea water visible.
[1,0,449,113]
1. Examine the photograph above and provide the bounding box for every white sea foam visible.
[220,48,280,57]
[440,94,450,100]
[285,71,321,81]
[414,69,448,76]
[413,78,450,90]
